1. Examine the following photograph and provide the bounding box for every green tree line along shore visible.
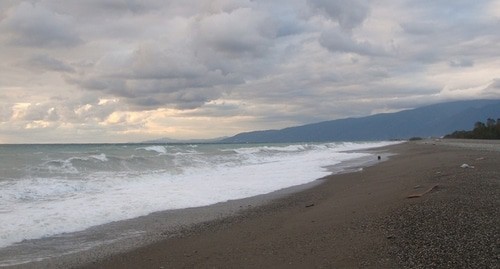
[445,118,500,139]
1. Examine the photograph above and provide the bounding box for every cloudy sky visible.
[0,0,499,143]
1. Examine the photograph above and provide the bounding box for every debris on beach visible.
[460,164,475,169]
[407,184,439,199]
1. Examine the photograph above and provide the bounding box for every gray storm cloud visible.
[1,2,82,47]
[308,0,369,30]
[319,28,386,56]
[0,0,499,143]
[27,54,76,73]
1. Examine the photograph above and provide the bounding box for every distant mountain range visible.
[220,99,500,143]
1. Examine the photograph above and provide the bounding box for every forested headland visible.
[444,118,500,139]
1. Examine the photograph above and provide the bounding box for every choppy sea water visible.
[0,141,399,266]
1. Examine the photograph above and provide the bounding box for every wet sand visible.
[9,140,500,268]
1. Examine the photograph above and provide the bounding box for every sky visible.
[0,0,499,143]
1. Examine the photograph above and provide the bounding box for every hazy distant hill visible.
[221,99,500,143]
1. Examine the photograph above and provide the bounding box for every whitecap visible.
[137,146,167,154]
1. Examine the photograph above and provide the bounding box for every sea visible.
[0,141,399,266]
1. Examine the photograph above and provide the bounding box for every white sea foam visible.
[42,159,79,174]
[232,144,306,154]
[90,153,108,162]
[0,141,400,250]
[138,145,167,154]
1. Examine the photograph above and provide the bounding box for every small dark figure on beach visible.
[378,156,381,160]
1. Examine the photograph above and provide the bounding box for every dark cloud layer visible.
[27,54,76,73]
[1,2,82,47]
[319,28,386,56]
[308,0,369,30]
[0,0,499,143]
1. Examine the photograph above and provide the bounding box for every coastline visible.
[2,143,392,269]
[6,140,500,268]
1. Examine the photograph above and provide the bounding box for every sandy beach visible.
[8,140,500,268]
